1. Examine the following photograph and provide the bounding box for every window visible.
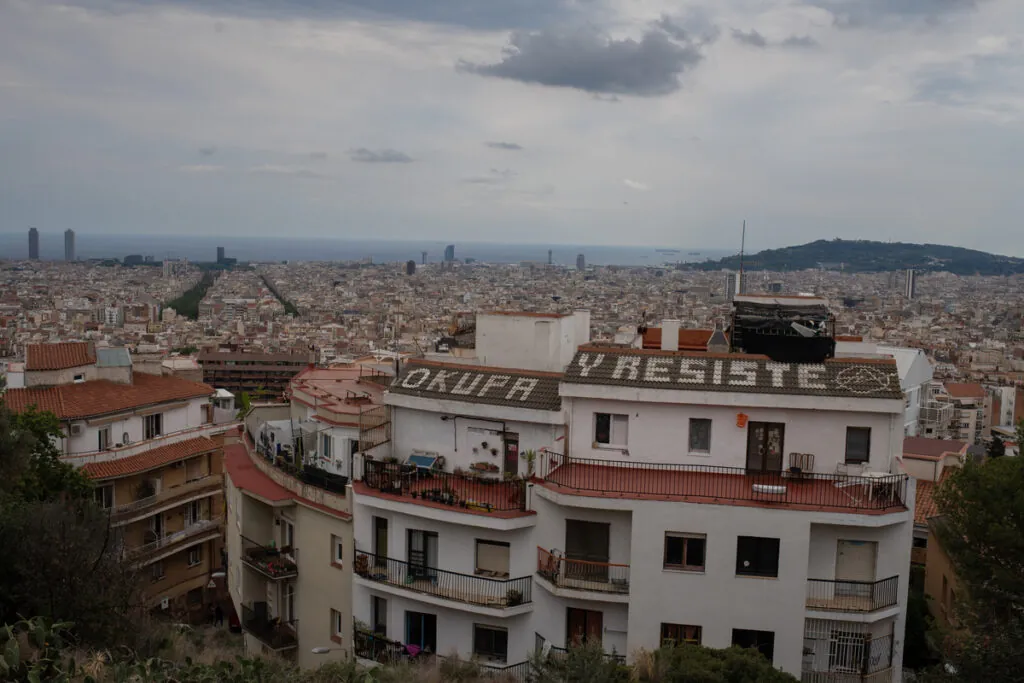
[913,537,928,549]
[331,609,344,643]
[372,596,387,635]
[664,533,706,572]
[184,500,202,526]
[144,413,163,440]
[283,519,294,549]
[151,561,165,582]
[688,418,712,453]
[94,484,113,509]
[188,546,202,567]
[98,427,111,452]
[186,587,203,606]
[332,534,344,566]
[321,433,332,459]
[73,373,85,383]
[845,427,871,464]
[475,540,511,578]
[595,413,628,446]
[736,536,780,577]
[660,623,701,647]
[285,583,296,622]
[473,624,508,662]
[732,629,775,662]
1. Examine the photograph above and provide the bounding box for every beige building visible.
[224,410,353,669]
[923,517,964,632]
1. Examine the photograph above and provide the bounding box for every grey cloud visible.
[350,148,414,163]
[71,0,583,30]
[248,164,325,179]
[464,168,517,184]
[199,146,217,156]
[485,141,523,150]
[456,27,705,97]
[732,29,767,48]
[913,53,1023,114]
[309,151,329,160]
[654,12,720,45]
[781,35,819,48]
[803,0,985,28]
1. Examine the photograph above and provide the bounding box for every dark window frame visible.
[688,418,712,453]
[660,623,702,647]
[732,628,775,662]
[845,427,871,464]
[663,533,707,572]
[736,536,780,578]
[473,624,508,662]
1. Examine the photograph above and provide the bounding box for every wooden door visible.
[746,422,785,473]
[373,517,388,564]
[503,432,520,476]
[567,608,603,646]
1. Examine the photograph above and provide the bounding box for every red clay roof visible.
[944,382,986,399]
[4,372,213,419]
[81,437,216,480]
[224,443,292,502]
[25,342,95,371]
[903,437,968,460]
[914,469,952,526]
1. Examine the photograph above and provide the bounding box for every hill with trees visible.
[693,239,1024,275]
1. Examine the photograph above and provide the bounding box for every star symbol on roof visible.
[835,367,892,395]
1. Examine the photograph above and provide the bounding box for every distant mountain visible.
[693,239,1024,276]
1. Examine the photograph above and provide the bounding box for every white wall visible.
[475,312,589,373]
[565,396,899,475]
[390,405,563,477]
[66,398,208,455]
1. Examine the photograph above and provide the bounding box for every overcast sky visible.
[1,0,1022,254]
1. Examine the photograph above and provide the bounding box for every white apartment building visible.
[834,342,933,438]
[348,311,914,682]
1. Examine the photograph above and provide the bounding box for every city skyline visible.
[1,1,1022,254]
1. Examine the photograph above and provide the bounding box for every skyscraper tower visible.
[548,249,553,265]
[444,244,455,262]
[725,272,737,302]
[217,246,225,264]
[576,253,585,271]
[64,229,75,261]
[421,251,427,265]
[28,228,39,260]
[905,269,917,299]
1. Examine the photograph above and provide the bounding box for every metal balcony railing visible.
[362,460,526,513]
[538,452,908,512]
[536,547,630,594]
[109,475,222,525]
[353,624,407,663]
[806,576,899,612]
[126,517,223,560]
[241,605,298,651]
[355,550,532,608]
[240,535,298,580]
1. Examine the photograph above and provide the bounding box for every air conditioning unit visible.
[69,424,83,436]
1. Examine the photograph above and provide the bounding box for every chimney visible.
[661,320,680,351]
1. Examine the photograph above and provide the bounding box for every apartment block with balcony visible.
[347,302,913,682]
[198,348,312,398]
[225,407,354,669]
[4,342,238,620]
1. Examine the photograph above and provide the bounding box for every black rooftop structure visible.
[728,295,836,363]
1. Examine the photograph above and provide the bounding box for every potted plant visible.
[354,553,370,577]
[490,447,499,457]
[522,449,537,477]
[506,588,523,606]
[480,441,489,449]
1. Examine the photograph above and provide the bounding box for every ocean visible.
[0,233,731,267]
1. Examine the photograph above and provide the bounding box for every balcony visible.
[355,550,532,609]
[249,434,349,496]
[65,422,237,467]
[353,626,407,663]
[241,604,298,651]
[109,475,222,526]
[241,536,298,580]
[801,670,893,683]
[536,547,630,595]
[126,517,223,564]
[537,453,908,514]
[361,460,526,514]
[806,576,899,613]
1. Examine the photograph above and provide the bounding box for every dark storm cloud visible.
[732,29,768,48]
[803,0,985,28]
[456,27,705,97]
[781,35,819,48]
[485,141,523,150]
[350,148,414,163]
[69,0,583,30]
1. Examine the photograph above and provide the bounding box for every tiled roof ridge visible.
[81,437,216,480]
[405,358,563,378]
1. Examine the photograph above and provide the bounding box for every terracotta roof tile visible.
[25,342,95,371]
[914,469,953,526]
[81,437,216,480]
[5,373,213,419]
[944,382,986,399]
[389,361,562,411]
[224,443,292,502]
[642,328,725,351]
[903,437,968,459]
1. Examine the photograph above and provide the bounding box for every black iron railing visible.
[538,452,908,512]
[801,633,894,682]
[353,625,407,663]
[277,459,349,495]
[241,605,298,650]
[355,550,532,608]
[806,576,899,612]
[480,660,531,682]
[362,460,526,512]
[240,535,298,580]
